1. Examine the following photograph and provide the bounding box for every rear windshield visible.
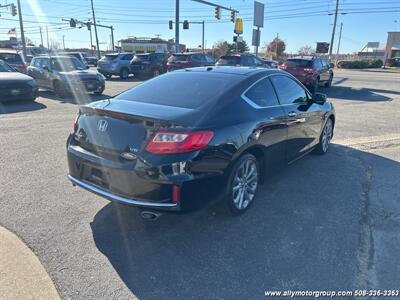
[132,54,150,61]
[170,54,190,62]
[285,59,313,67]
[0,53,23,64]
[217,56,240,65]
[103,54,118,61]
[115,72,240,109]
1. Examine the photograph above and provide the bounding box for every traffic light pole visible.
[329,0,339,57]
[16,0,26,60]
[175,0,180,53]
[90,0,101,59]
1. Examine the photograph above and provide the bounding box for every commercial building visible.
[119,37,185,53]
[359,32,400,61]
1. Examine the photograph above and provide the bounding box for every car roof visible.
[0,48,18,54]
[289,56,316,60]
[33,55,76,59]
[175,66,281,76]
[173,52,203,55]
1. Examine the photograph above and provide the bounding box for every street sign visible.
[234,18,243,34]
[233,36,243,43]
[254,1,264,28]
[316,42,330,53]
[252,29,260,46]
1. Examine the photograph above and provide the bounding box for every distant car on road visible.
[166,52,214,71]
[215,54,268,68]
[97,52,134,79]
[279,56,333,92]
[0,59,38,102]
[82,53,98,67]
[0,49,27,73]
[28,55,105,97]
[67,66,335,218]
[130,53,168,78]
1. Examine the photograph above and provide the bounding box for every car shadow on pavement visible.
[322,86,395,102]
[107,76,144,83]
[39,91,112,105]
[0,100,47,115]
[89,144,400,299]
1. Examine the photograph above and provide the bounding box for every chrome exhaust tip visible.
[140,211,162,221]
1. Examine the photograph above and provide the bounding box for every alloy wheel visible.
[232,159,258,210]
[322,120,333,152]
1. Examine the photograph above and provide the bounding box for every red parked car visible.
[167,52,214,71]
[279,56,333,92]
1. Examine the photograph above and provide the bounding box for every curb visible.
[0,226,61,300]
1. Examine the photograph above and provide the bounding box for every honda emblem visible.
[97,119,108,132]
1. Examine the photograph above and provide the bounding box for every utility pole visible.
[202,21,205,51]
[111,26,115,52]
[175,0,180,53]
[329,0,339,57]
[16,0,26,60]
[46,25,49,50]
[39,26,44,47]
[90,0,101,58]
[89,25,93,55]
[335,22,343,65]
[275,33,279,59]
[62,35,65,49]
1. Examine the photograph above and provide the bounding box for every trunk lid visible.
[74,99,193,158]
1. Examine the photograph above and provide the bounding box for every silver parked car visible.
[27,55,105,97]
[97,52,134,79]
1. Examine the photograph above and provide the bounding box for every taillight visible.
[279,64,287,70]
[304,68,315,74]
[172,185,180,203]
[145,130,214,154]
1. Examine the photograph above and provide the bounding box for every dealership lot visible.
[0,69,399,299]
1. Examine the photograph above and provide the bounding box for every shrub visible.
[337,59,383,69]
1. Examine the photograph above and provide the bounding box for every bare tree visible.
[298,45,315,55]
[212,40,230,58]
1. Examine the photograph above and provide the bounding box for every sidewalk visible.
[0,226,60,300]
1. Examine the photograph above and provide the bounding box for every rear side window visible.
[240,56,256,66]
[104,54,118,61]
[0,53,23,64]
[270,75,308,105]
[217,56,240,65]
[285,59,313,68]
[115,72,241,109]
[243,78,279,108]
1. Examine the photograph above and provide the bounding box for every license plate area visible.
[85,166,109,189]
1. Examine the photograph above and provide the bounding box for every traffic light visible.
[69,18,76,28]
[215,6,221,20]
[11,4,17,16]
[169,20,173,30]
[230,11,235,22]
[183,20,189,30]
[86,22,91,31]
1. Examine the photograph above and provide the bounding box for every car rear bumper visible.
[68,174,179,209]
[67,142,221,211]
[0,86,38,102]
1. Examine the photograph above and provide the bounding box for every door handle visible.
[288,111,297,117]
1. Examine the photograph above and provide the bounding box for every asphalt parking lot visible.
[0,69,399,299]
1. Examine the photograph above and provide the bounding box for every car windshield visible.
[115,72,240,109]
[285,59,313,67]
[103,54,118,61]
[170,54,189,62]
[0,60,14,72]
[51,57,85,71]
[217,56,240,65]
[132,54,150,61]
[0,53,23,64]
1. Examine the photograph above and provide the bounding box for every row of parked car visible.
[0,46,334,102]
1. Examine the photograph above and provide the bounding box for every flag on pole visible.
[7,28,16,35]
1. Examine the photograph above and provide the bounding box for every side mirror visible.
[329,63,334,68]
[312,92,327,104]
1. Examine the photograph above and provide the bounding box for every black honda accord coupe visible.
[67,67,335,217]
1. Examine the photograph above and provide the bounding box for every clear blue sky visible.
[0,0,399,54]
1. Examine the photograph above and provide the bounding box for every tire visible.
[152,69,160,77]
[94,86,105,95]
[119,68,129,79]
[225,154,260,214]
[104,74,112,79]
[325,74,333,87]
[309,77,319,93]
[53,81,66,98]
[314,118,333,155]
